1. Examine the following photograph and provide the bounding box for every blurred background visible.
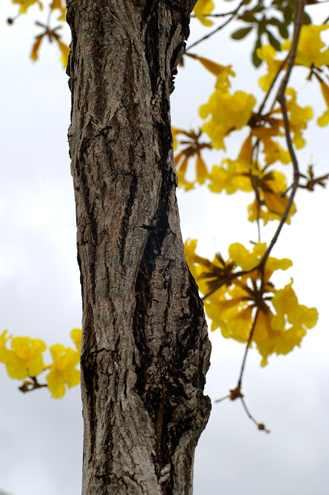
[1,1,329,494]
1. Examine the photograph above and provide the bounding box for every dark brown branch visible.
[19,376,48,394]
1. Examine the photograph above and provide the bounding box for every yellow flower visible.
[244,164,296,225]
[257,280,318,366]
[193,0,215,27]
[184,241,316,366]
[208,135,254,194]
[30,35,44,62]
[0,336,46,380]
[262,138,291,166]
[228,242,267,271]
[285,88,313,149]
[12,0,43,14]
[200,89,256,149]
[187,54,235,87]
[0,330,12,362]
[50,0,66,20]
[271,280,318,330]
[184,239,236,295]
[317,80,329,127]
[46,344,80,398]
[70,328,82,353]
[185,239,203,280]
[248,191,297,225]
[282,25,329,69]
[57,39,70,69]
[257,45,286,92]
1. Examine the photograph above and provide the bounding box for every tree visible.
[65,0,211,493]
[2,0,329,494]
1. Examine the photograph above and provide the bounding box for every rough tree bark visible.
[66,0,211,493]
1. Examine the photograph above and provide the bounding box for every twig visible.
[241,397,270,432]
[187,0,246,51]
[276,0,306,100]
[257,55,289,116]
[191,11,242,19]
[215,394,230,403]
[19,376,48,393]
[258,0,305,273]
[238,308,260,390]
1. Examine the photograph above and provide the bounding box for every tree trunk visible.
[66,0,211,493]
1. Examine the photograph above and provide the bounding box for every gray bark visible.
[66,0,211,493]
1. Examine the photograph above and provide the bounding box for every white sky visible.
[1,2,329,495]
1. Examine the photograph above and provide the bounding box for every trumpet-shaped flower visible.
[282,25,329,69]
[12,0,43,14]
[71,328,82,353]
[208,135,254,194]
[262,138,291,166]
[46,344,80,398]
[0,330,11,362]
[0,336,46,380]
[50,0,66,20]
[285,88,313,149]
[228,242,267,271]
[257,280,318,366]
[193,0,215,27]
[184,239,235,295]
[257,45,286,92]
[200,89,256,149]
[248,196,296,225]
[317,80,329,127]
[31,35,44,62]
[57,39,70,69]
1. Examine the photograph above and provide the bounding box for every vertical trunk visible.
[66,0,211,493]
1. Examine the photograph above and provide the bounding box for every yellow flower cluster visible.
[257,26,329,130]
[171,127,211,190]
[207,134,296,225]
[200,88,256,150]
[184,240,318,366]
[0,329,82,398]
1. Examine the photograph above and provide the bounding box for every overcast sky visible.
[1,2,329,495]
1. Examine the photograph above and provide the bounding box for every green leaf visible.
[267,30,282,51]
[241,12,257,23]
[283,6,293,25]
[251,5,265,14]
[257,18,266,36]
[252,48,262,68]
[252,38,262,68]
[303,12,312,25]
[231,26,253,40]
[278,24,289,39]
[267,17,282,28]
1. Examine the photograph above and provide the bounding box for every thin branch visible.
[187,0,246,51]
[257,55,289,116]
[276,0,306,100]
[241,397,270,433]
[215,394,230,403]
[19,376,48,393]
[238,308,260,390]
[258,0,305,273]
[191,11,242,19]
